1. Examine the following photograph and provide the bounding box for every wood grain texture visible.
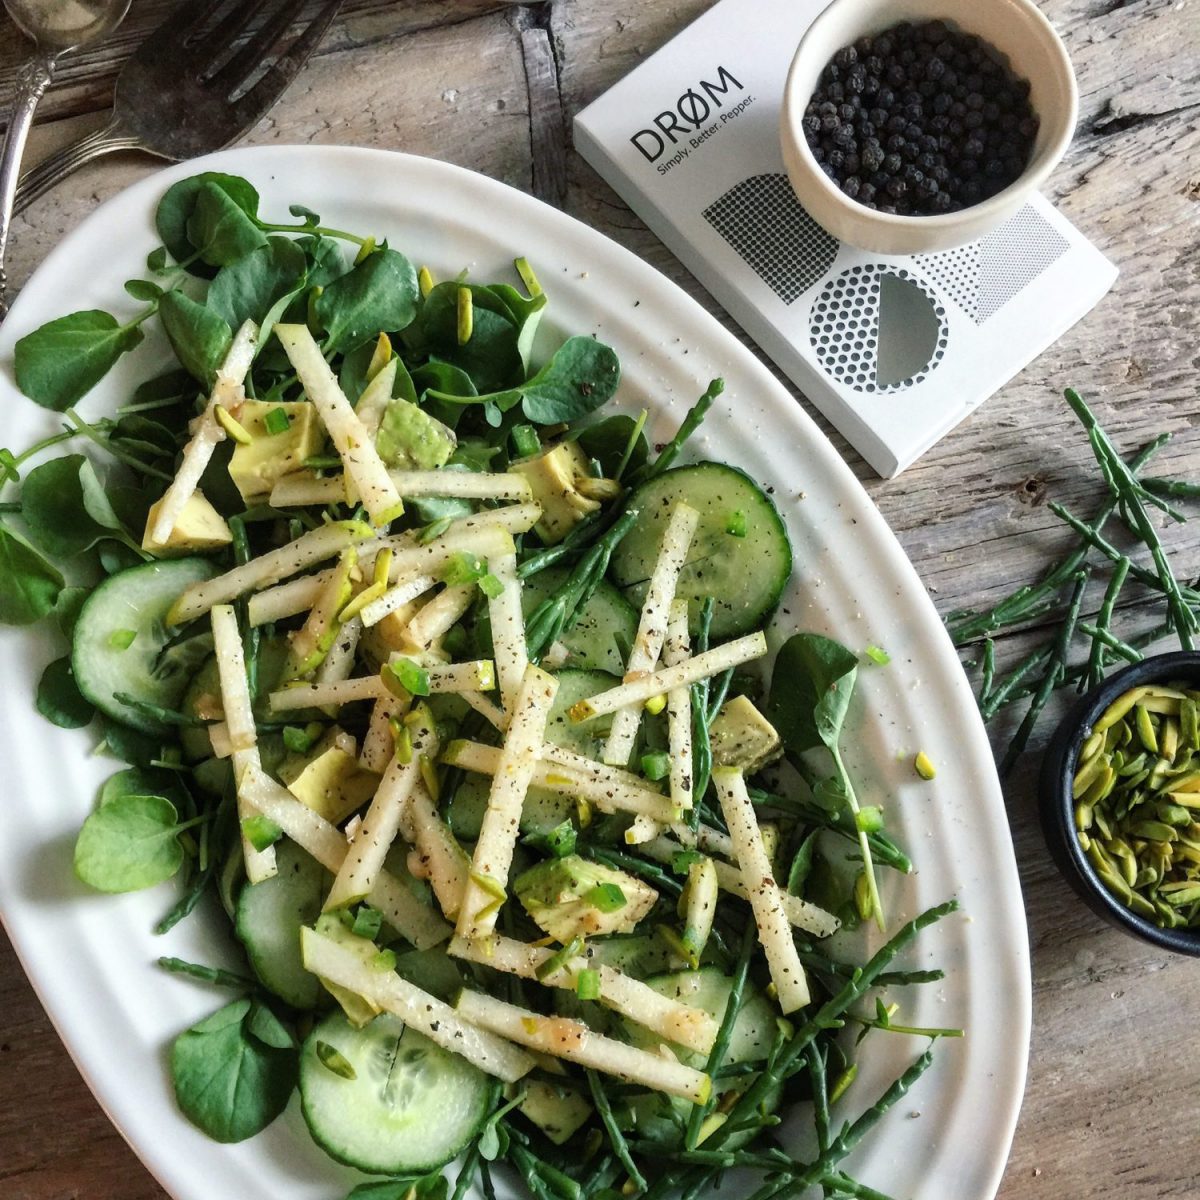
[1,0,1198,1198]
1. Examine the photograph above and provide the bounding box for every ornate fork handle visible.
[0,52,59,314]
[13,121,150,216]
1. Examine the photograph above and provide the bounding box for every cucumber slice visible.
[619,967,782,1147]
[611,463,792,639]
[520,568,637,675]
[543,668,617,757]
[72,557,219,734]
[236,840,330,1009]
[300,1009,496,1175]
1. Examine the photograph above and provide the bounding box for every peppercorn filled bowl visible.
[780,0,1078,253]
[1039,653,1200,957]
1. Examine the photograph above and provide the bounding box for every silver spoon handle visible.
[0,51,58,315]
[13,120,147,214]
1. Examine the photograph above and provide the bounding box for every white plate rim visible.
[0,143,1031,1200]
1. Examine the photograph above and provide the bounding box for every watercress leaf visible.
[107,483,158,537]
[156,173,261,274]
[159,290,233,386]
[146,245,169,273]
[73,793,186,892]
[419,283,522,395]
[207,236,308,330]
[187,181,268,266]
[124,279,163,302]
[246,1000,295,1051]
[786,827,819,895]
[171,997,299,1143]
[519,336,621,424]
[406,492,474,524]
[289,203,321,226]
[412,360,478,400]
[100,767,179,808]
[0,523,63,624]
[347,1177,448,1200]
[314,247,419,352]
[576,413,648,477]
[766,632,859,757]
[296,234,349,287]
[54,585,90,638]
[100,717,163,767]
[22,455,120,556]
[36,656,94,729]
[192,997,252,1033]
[14,310,144,410]
[338,339,378,406]
[486,283,548,370]
[77,457,126,530]
[812,774,850,812]
[132,368,198,409]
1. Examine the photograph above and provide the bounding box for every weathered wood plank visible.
[0,0,514,127]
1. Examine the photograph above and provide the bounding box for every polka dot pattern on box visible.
[809,264,947,392]
[702,174,838,304]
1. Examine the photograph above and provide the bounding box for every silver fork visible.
[13,0,344,213]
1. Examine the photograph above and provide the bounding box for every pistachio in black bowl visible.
[1039,651,1200,956]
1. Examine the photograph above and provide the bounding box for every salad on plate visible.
[1,171,960,1200]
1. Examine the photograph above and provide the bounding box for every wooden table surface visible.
[1,1,1197,1198]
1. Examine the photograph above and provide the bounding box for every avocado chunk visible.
[516,1079,592,1145]
[512,442,618,544]
[709,695,782,774]
[375,398,456,470]
[278,728,380,825]
[228,400,323,502]
[141,489,232,554]
[513,854,657,942]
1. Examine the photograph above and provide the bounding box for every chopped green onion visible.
[829,1062,857,1104]
[443,551,487,586]
[726,510,747,538]
[263,406,291,436]
[640,750,671,781]
[386,657,431,698]
[418,266,434,297]
[511,424,541,459]
[283,722,323,754]
[576,968,601,1001]
[351,906,383,940]
[914,751,936,780]
[524,820,577,858]
[108,629,137,650]
[671,849,704,875]
[585,882,626,913]
[864,645,891,666]
[371,948,397,972]
[855,807,884,834]
[478,572,504,600]
[241,814,283,853]
[535,936,583,981]
[643,693,667,716]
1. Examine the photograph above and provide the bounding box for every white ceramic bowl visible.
[780,0,1078,254]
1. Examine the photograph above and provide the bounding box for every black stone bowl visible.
[1039,651,1200,956]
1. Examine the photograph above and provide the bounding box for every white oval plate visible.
[0,145,1029,1200]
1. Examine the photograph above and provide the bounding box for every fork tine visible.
[191,0,276,70]
[133,0,232,59]
[231,0,343,125]
[209,0,308,94]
